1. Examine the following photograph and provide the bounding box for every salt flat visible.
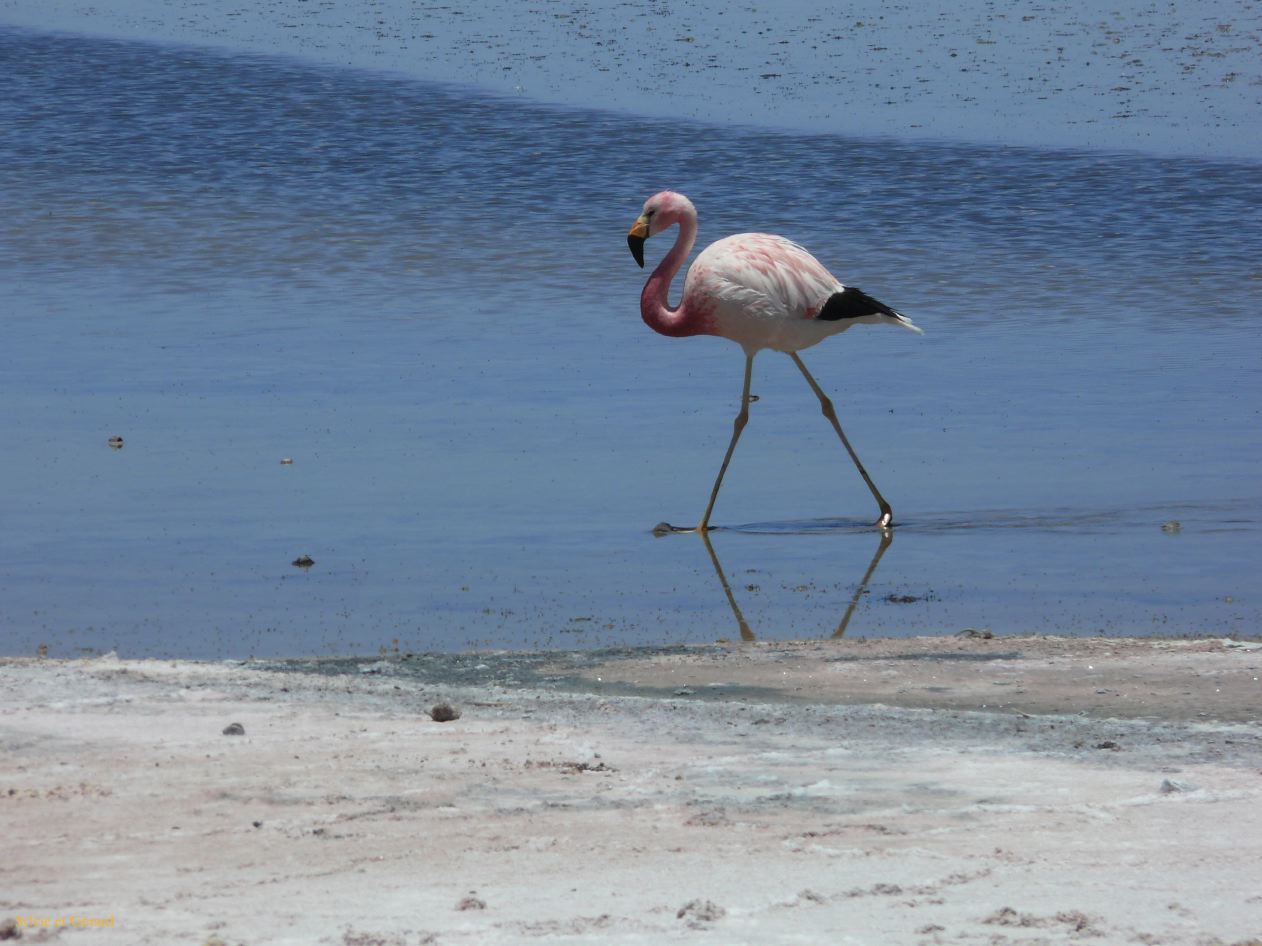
[3,638,1260,945]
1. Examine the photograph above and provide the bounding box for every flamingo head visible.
[627,191,694,268]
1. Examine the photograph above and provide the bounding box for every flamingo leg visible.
[789,352,894,529]
[697,353,755,532]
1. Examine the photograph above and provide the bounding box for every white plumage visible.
[685,232,921,353]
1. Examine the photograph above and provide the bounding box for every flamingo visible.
[627,190,922,532]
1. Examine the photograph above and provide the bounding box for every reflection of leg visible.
[700,531,755,641]
[698,353,756,533]
[832,530,893,639]
[788,352,893,529]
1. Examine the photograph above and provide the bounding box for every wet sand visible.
[569,635,1262,724]
[3,637,1261,945]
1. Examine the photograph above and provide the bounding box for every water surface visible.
[4,0,1259,157]
[2,30,1259,656]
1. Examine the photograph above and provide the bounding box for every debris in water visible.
[107,436,124,449]
[1161,520,1182,533]
[292,555,315,568]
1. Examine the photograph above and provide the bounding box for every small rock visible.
[684,809,729,827]
[280,457,294,465]
[430,703,461,722]
[1160,778,1198,793]
[677,899,726,926]
[107,435,124,449]
[252,820,263,828]
[1095,740,1120,750]
[292,554,315,568]
[983,906,1022,926]
[1056,911,1094,932]
[222,722,245,736]
[456,895,486,911]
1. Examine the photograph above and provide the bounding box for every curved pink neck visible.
[640,211,704,338]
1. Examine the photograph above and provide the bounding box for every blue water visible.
[2,29,1260,657]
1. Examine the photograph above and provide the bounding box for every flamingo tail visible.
[819,287,923,335]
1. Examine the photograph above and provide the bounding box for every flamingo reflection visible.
[699,530,893,641]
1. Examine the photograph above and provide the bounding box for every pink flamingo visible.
[627,190,922,532]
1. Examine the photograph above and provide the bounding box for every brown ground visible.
[563,635,1262,724]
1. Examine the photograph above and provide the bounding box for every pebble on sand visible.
[677,899,726,926]
[1160,778,1199,793]
[222,722,245,736]
[430,703,461,722]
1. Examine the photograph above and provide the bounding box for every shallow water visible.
[4,0,1259,158]
[2,29,1260,657]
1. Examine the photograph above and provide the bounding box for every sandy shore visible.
[3,637,1261,945]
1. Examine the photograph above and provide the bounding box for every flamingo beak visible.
[627,216,648,268]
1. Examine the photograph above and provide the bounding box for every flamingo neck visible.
[641,212,704,338]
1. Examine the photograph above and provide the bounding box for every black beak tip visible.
[628,234,645,268]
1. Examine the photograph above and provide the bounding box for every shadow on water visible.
[644,496,1261,645]
[691,497,1260,537]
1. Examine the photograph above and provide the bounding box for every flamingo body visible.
[627,190,921,530]
[686,232,922,353]
[631,191,921,353]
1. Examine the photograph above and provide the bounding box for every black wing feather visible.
[817,286,903,321]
